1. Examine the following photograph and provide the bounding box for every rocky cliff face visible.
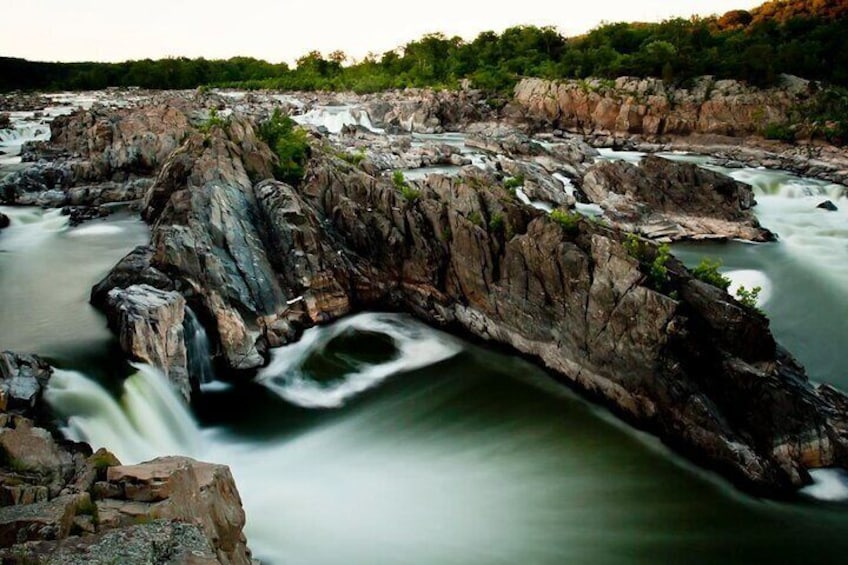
[513,75,813,139]
[91,115,848,493]
[0,354,252,564]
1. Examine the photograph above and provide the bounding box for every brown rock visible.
[582,155,774,241]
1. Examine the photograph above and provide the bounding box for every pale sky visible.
[1,1,762,63]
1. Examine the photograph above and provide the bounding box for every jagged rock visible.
[279,153,848,492]
[91,246,175,307]
[99,457,250,565]
[0,494,80,546]
[138,123,283,370]
[817,199,838,211]
[514,75,812,138]
[582,155,774,241]
[50,102,192,181]
[0,352,52,417]
[105,285,190,401]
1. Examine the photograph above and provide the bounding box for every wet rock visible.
[91,246,175,307]
[105,285,190,401]
[61,205,110,227]
[0,352,53,417]
[140,122,283,370]
[582,155,773,241]
[817,200,838,211]
[0,213,9,229]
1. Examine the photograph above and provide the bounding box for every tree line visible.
[1,0,847,94]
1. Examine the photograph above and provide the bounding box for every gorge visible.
[1,71,848,563]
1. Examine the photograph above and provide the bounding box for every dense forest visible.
[1,0,847,93]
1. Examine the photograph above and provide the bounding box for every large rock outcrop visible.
[582,155,774,241]
[513,75,813,139]
[93,108,848,495]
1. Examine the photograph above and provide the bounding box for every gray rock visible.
[817,199,838,211]
[105,285,190,401]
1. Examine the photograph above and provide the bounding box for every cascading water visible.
[292,105,385,134]
[184,307,216,387]
[45,365,202,464]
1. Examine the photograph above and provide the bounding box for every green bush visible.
[258,108,310,186]
[623,233,671,288]
[339,148,366,166]
[736,285,762,311]
[391,170,421,201]
[468,211,483,227]
[550,209,581,234]
[489,212,505,233]
[504,175,525,191]
[199,107,227,133]
[692,258,731,290]
[763,122,795,142]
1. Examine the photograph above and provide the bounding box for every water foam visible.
[0,207,69,250]
[45,365,201,464]
[293,105,384,135]
[801,469,848,502]
[257,313,462,408]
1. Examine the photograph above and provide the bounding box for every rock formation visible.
[581,155,774,241]
[90,115,848,493]
[513,75,813,139]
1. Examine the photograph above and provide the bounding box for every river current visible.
[1,97,847,564]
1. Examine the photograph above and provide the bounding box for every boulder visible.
[817,199,838,211]
[581,155,773,241]
[0,213,9,229]
[104,285,190,401]
[0,352,53,417]
[100,457,250,565]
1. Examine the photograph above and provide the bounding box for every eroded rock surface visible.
[582,155,774,241]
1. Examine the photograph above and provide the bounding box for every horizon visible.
[1,1,762,65]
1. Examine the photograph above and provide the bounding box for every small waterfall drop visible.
[45,364,201,465]
[184,307,216,386]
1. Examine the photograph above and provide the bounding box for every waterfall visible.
[0,207,69,251]
[45,365,201,465]
[184,307,216,386]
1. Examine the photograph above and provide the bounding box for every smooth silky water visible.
[2,138,848,562]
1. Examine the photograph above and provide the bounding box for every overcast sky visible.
[1,1,762,63]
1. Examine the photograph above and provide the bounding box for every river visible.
[1,100,847,563]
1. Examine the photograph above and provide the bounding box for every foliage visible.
[550,209,581,234]
[735,285,763,311]
[392,170,420,201]
[199,107,227,133]
[489,212,505,233]
[4,2,848,96]
[623,234,671,288]
[468,211,483,227]
[763,122,795,142]
[692,257,732,290]
[338,148,366,166]
[258,109,310,186]
[503,175,525,191]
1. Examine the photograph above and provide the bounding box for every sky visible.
[0,0,763,64]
